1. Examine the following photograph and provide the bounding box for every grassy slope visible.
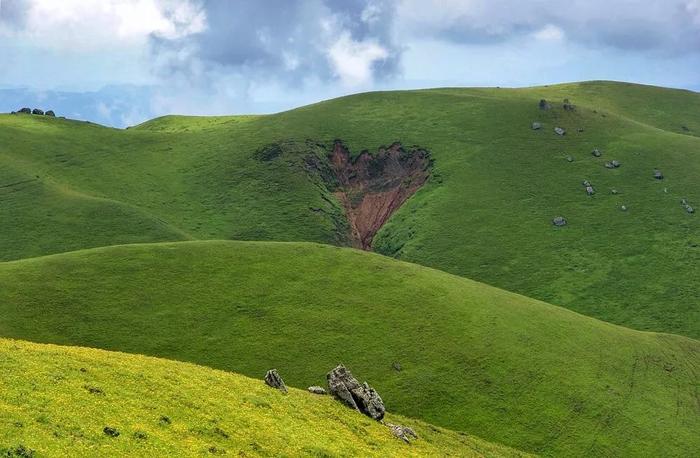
[1,81,698,338]
[0,338,526,458]
[0,241,697,457]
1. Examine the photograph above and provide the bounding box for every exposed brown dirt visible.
[328,141,430,250]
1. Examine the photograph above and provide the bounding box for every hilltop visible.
[0,338,527,457]
[1,81,698,338]
[0,240,697,457]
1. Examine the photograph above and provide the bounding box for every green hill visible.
[1,81,698,338]
[0,338,526,457]
[0,241,697,457]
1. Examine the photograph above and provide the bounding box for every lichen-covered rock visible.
[552,216,567,227]
[307,386,326,395]
[264,369,288,393]
[327,365,385,421]
[388,424,418,443]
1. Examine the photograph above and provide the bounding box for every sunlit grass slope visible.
[0,241,697,457]
[1,81,698,338]
[0,338,527,457]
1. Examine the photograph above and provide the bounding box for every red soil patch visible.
[329,142,430,250]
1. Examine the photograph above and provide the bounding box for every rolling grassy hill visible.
[0,241,697,457]
[0,338,527,457]
[1,81,698,339]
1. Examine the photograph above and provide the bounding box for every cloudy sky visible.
[1,0,699,127]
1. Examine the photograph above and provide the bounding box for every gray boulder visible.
[552,216,567,227]
[19,107,31,114]
[308,386,326,395]
[586,186,595,196]
[592,149,602,157]
[653,169,664,180]
[388,424,418,443]
[32,108,44,115]
[45,110,56,117]
[531,122,542,130]
[264,369,288,393]
[327,364,385,421]
[611,160,621,168]
[554,127,566,136]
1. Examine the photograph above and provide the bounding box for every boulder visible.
[605,162,614,169]
[653,169,663,180]
[19,107,31,114]
[388,424,418,443]
[592,149,602,157]
[45,110,56,117]
[586,186,595,196]
[264,369,288,393]
[687,206,695,214]
[611,160,621,168]
[308,386,326,395]
[563,99,575,111]
[32,108,44,115]
[327,364,385,421]
[552,216,567,227]
[554,127,566,136]
[531,122,542,130]
[539,99,551,110]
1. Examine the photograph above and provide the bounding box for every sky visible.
[1,0,699,127]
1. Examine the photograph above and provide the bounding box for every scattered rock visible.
[32,108,44,115]
[45,110,55,117]
[582,180,591,187]
[18,108,31,114]
[681,198,687,205]
[264,369,288,393]
[605,162,615,169]
[554,127,566,136]
[686,206,695,214]
[611,160,621,168]
[621,205,628,211]
[327,364,385,421]
[653,169,664,180]
[577,127,584,132]
[586,186,595,196]
[388,423,418,443]
[531,122,542,130]
[563,99,575,111]
[307,386,326,395]
[611,189,619,195]
[552,216,567,227]
[539,99,551,110]
[592,149,602,157]
[103,426,120,437]
[392,362,402,372]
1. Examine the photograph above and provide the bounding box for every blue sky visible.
[1,0,699,127]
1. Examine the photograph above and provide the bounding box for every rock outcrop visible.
[18,107,31,114]
[327,364,385,421]
[264,369,288,393]
[45,110,56,117]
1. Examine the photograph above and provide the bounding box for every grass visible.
[0,338,528,457]
[0,240,697,457]
[1,81,699,338]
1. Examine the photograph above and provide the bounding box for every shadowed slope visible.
[0,241,697,457]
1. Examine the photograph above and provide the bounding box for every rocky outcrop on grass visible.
[327,364,385,421]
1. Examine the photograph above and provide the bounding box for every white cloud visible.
[533,24,565,42]
[327,32,389,87]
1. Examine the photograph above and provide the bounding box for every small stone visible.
[621,205,627,211]
[103,426,120,437]
[577,127,584,132]
[605,162,615,169]
[582,180,591,187]
[392,362,402,372]
[554,127,566,136]
[611,189,619,195]
[552,216,567,227]
[264,369,288,393]
[687,206,695,214]
[566,155,574,162]
[611,160,621,168]
[308,386,326,395]
[681,198,687,205]
[592,149,602,157]
[539,99,551,110]
[586,186,595,196]
[532,122,542,130]
[653,169,664,180]
[388,423,418,443]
